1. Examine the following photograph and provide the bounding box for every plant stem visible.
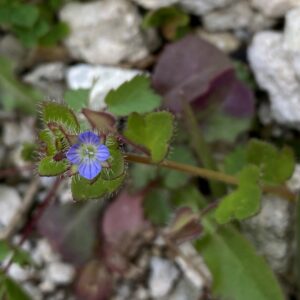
[124,153,296,201]
[182,102,226,197]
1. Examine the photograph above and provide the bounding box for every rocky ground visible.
[1,0,300,299]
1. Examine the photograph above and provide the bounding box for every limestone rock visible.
[242,195,293,273]
[197,30,240,53]
[0,186,21,229]
[284,7,300,52]
[248,31,300,128]
[59,0,159,65]
[180,0,235,15]
[203,1,274,32]
[251,0,300,17]
[148,257,179,298]
[131,0,178,9]
[23,62,66,99]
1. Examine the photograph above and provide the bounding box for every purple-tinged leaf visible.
[101,191,149,245]
[76,260,113,300]
[152,34,233,112]
[166,207,202,244]
[82,108,116,134]
[222,79,255,118]
[152,35,255,118]
[38,201,101,266]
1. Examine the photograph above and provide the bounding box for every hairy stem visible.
[124,153,296,201]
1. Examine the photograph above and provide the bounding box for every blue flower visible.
[66,131,110,180]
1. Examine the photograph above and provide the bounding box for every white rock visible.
[197,30,240,53]
[60,0,158,65]
[23,62,66,99]
[0,186,21,228]
[131,0,178,9]
[8,264,32,282]
[248,31,300,128]
[287,164,300,192]
[46,262,75,285]
[251,0,300,17]
[23,283,43,300]
[32,239,60,265]
[176,243,211,290]
[148,257,179,298]
[180,0,235,15]
[39,280,55,293]
[168,278,202,300]
[203,1,273,32]
[242,195,293,273]
[3,118,34,147]
[284,7,300,52]
[66,64,142,110]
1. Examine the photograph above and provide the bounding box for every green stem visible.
[182,102,226,197]
[124,153,296,202]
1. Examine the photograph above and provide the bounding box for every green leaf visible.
[0,3,39,28]
[101,148,125,181]
[246,139,295,184]
[64,89,89,112]
[130,163,157,190]
[0,57,41,114]
[71,174,125,201]
[204,111,251,143]
[124,111,174,162]
[171,184,207,212]
[105,75,161,116]
[39,129,56,156]
[38,156,69,176]
[0,241,11,261]
[21,143,37,162]
[4,276,31,300]
[144,188,171,225]
[41,102,80,134]
[142,6,190,40]
[161,145,196,189]
[196,219,285,300]
[10,4,39,28]
[215,166,261,224]
[224,146,247,175]
[39,21,69,46]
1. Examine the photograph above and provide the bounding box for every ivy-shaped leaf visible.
[124,111,174,162]
[41,102,80,134]
[246,139,295,185]
[38,156,69,176]
[105,75,161,116]
[64,88,89,112]
[71,174,125,201]
[215,165,261,224]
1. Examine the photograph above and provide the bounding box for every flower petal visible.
[66,144,81,164]
[79,131,100,145]
[78,159,102,180]
[96,145,110,162]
